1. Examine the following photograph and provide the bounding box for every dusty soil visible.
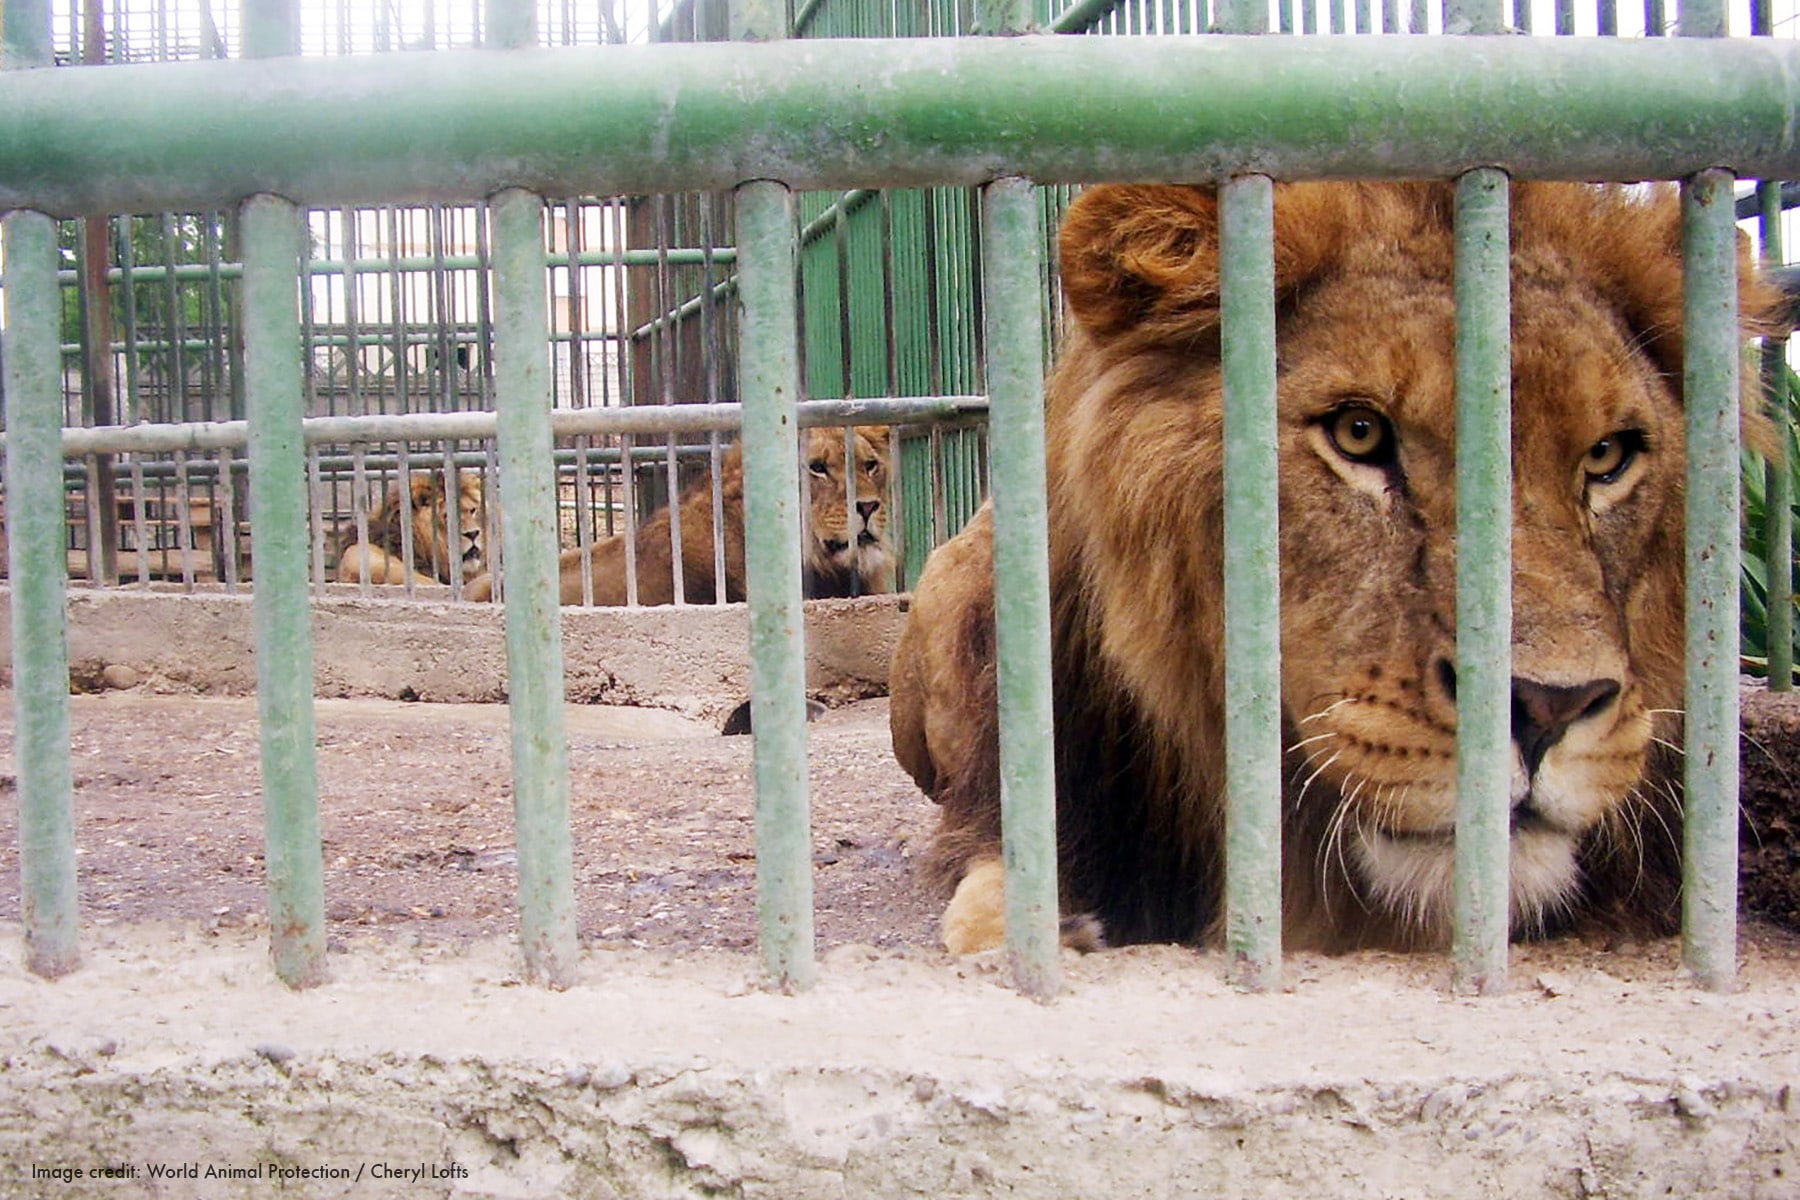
[1,684,1798,954]
[0,693,941,953]
[2,686,1799,1198]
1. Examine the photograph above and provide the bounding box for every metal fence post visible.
[1451,167,1513,996]
[490,186,580,989]
[735,180,817,992]
[3,0,77,983]
[981,176,1060,1001]
[1219,175,1283,993]
[241,193,327,989]
[1679,167,1741,991]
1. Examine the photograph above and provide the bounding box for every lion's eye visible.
[808,459,830,477]
[1583,431,1642,486]
[1324,406,1395,467]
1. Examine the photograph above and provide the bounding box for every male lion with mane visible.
[335,471,485,586]
[890,181,1777,955]
[466,425,892,605]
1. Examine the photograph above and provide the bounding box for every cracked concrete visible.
[2,923,1798,1198]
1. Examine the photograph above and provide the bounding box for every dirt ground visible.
[0,684,1796,955]
[0,692,941,952]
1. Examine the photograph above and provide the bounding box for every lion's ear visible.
[1058,183,1361,344]
[409,474,444,508]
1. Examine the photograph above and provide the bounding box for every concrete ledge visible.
[0,588,906,721]
[1,926,1796,1199]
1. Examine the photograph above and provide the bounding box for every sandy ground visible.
[0,692,939,952]
[2,689,1800,1197]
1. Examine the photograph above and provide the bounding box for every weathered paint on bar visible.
[1759,182,1793,693]
[2,37,1800,213]
[1680,170,1742,992]
[982,176,1060,1001]
[490,188,580,990]
[32,396,988,459]
[241,194,327,990]
[3,210,80,981]
[1219,175,1282,993]
[737,180,817,991]
[1451,167,1513,997]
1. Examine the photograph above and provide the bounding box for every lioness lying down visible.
[335,471,485,586]
[890,181,1777,955]
[466,425,892,605]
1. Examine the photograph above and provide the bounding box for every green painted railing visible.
[1451,167,1513,996]
[0,12,1787,998]
[4,38,1800,212]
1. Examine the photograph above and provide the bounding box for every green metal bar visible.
[240,194,326,989]
[1451,167,1512,996]
[20,396,985,460]
[1680,169,1740,992]
[1681,0,1725,37]
[1218,0,1271,28]
[736,180,816,991]
[4,210,80,981]
[42,247,736,287]
[981,177,1059,1002]
[1219,176,1281,993]
[2,0,74,982]
[2,0,52,65]
[490,187,578,989]
[977,0,1035,31]
[241,0,298,58]
[1443,0,1503,31]
[6,38,1800,213]
[1759,182,1793,693]
[485,0,537,49]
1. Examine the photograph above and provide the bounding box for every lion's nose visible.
[855,498,881,523]
[1512,676,1620,777]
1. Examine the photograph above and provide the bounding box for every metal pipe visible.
[1680,168,1741,992]
[490,187,579,990]
[3,209,80,981]
[982,176,1059,1001]
[736,179,816,992]
[241,193,327,989]
[1219,175,1282,993]
[4,38,1800,213]
[38,246,736,288]
[1759,182,1793,692]
[1451,167,1512,997]
[30,396,988,457]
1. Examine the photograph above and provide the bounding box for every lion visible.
[890,181,1779,956]
[334,470,486,586]
[465,425,892,605]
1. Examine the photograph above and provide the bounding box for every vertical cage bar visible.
[4,209,80,981]
[981,176,1059,1001]
[490,187,579,989]
[1760,183,1793,693]
[1680,0,1724,36]
[1679,169,1740,991]
[240,194,326,989]
[1443,0,1502,30]
[1218,176,1282,992]
[1451,167,1512,996]
[736,180,816,991]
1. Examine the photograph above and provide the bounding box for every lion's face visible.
[1270,259,1685,941]
[803,425,893,592]
[409,472,486,583]
[1044,181,1771,948]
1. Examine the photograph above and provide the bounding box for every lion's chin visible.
[1353,824,1581,943]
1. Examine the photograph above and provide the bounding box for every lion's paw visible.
[941,857,1007,955]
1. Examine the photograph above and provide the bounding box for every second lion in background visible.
[467,424,893,605]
